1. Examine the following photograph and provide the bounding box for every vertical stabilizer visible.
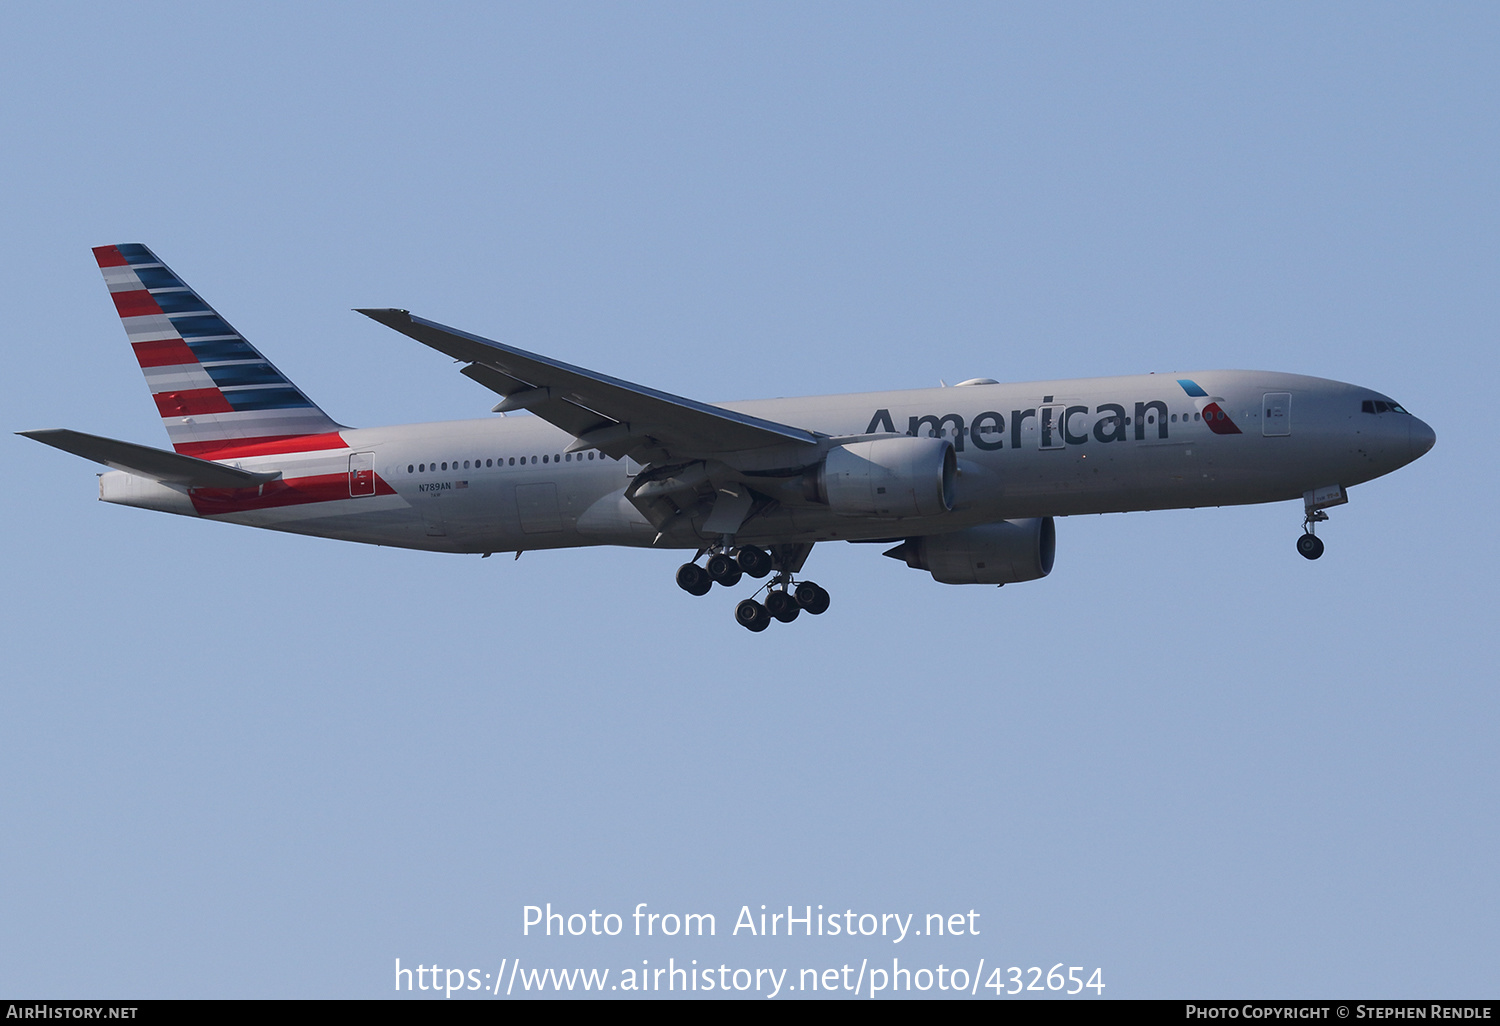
[93,243,345,456]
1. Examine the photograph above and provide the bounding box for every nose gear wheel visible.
[1298,508,1329,560]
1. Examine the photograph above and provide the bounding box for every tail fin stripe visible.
[174,432,347,459]
[183,337,260,361]
[142,366,216,392]
[132,339,199,368]
[150,291,211,315]
[153,389,236,417]
[222,388,317,411]
[110,289,162,318]
[131,267,180,289]
[170,314,237,337]
[115,243,164,265]
[92,245,130,267]
[204,363,292,387]
[119,314,178,341]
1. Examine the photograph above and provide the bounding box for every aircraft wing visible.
[19,429,280,488]
[356,309,820,462]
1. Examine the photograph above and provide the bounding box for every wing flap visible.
[20,429,281,488]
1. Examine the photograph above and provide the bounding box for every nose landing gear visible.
[1297,485,1347,561]
[1298,509,1329,560]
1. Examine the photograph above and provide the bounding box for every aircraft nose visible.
[1410,417,1436,460]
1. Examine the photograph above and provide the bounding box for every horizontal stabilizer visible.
[19,429,281,488]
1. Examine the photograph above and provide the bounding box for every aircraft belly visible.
[200,494,444,547]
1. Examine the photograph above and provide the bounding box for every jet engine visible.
[883,517,1056,585]
[806,437,956,518]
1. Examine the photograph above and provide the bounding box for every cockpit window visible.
[1362,399,1410,415]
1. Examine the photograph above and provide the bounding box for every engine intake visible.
[884,517,1056,585]
[807,437,956,518]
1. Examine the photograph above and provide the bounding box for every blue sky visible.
[2,3,1495,998]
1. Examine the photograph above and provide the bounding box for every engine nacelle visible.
[884,517,1056,585]
[807,436,956,518]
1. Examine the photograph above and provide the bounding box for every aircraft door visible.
[1039,404,1067,449]
[349,452,376,496]
[1262,393,1291,437]
[516,482,563,534]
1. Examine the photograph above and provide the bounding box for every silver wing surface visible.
[357,309,820,463]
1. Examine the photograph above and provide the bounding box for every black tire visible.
[1297,534,1325,560]
[707,552,742,586]
[736,545,773,578]
[795,581,830,615]
[765,590,800,623]
[735,599,770,632]
[675,563,712,596]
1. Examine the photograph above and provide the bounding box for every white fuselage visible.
[99,370,1432,554]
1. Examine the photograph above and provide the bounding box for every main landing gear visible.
[676,544,830,631]
[1297,509,1328,560]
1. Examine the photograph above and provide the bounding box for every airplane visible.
[22,244,1436,632]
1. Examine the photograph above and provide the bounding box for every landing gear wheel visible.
[1297,533,1325,560]
[736,545,773,578]
[675,563,712,596]
[794,581,830,615]
[707,553,742,587]
[735,599,771,632]
[765,590,800,623]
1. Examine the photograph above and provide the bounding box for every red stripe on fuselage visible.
[153,389,235,417]
[188,472,396,514]
[173,432,349,459]
[111,289,161,318]
[133,338,198,367]
[93,245,128,267]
